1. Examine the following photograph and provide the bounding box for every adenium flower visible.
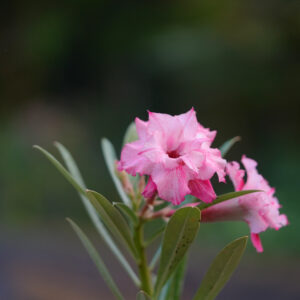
[118,108,226,205]
[201,155,288,252]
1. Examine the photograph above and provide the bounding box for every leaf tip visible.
[85,189,97,199]
[53,141,61,147]
[66,217,74,227]
[101,137,108,145]
[86,189,92,194]
[235,235,248,249]
[241,235,248,242]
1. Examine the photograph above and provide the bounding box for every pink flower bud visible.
[115,161,135,198]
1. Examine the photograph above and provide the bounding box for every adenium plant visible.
[35,108,288,300]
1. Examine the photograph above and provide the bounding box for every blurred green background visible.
[1,1,299,299]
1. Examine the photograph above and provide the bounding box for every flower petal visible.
[251,233,263,253]
[197,146,226,182]
[118,140,159,176]
[226,161,245,191]
[152,165,190,205]
[180,151,205,174]
[176,107,199,140]
[135,117,149,140]
[142,176,157,199]
[188,179,216,203]
[148,111,183,151]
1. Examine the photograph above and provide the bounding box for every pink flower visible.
[118,108,226,205]
[201,155,288,252]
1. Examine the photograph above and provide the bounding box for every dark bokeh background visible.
[1,1,300,299]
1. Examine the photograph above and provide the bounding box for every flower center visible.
[167,150,180,159]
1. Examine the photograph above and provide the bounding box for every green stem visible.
[134,220,153,295]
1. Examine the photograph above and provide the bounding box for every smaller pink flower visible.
[201,155,288,252]
[118,108,226,205]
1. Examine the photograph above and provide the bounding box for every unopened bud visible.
[115,161,135,198]
[138,176,146,195]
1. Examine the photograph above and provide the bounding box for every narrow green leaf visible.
[164,255,187,300]
[49,143,139,286]
[193,236,248,300]
[113,202,138,225]
[219,136,241,157]
[150,246,161,271]
[145,226,165,247]
[101,138,132,207]
[54,142,85,187]
[86,190,138,259]
[197,190,261,210]
[123,122,138,146]
[136,291,152,300]
[158,282,169,300]
[154,207,201,298]
[67,218,124,300]
[33,145,85,194]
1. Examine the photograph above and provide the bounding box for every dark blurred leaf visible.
[101,138,132,207]
[123,122,138,146]
[219,136,241,157]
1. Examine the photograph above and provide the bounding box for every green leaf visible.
[154,207,201,298]
[48,143,139,286]
[164,255,187,300]
[113,202,138,225]
[150,246,161,270]
[54,142,85,187]
[123,122,138,146]
[33,145,85,194]
[67,218,124,300]
[86,190,138,259]
[101,138,132,207]
[197,190,261,210]
[136,291,152,300]
[145,225,166,247]
[193,236,248,300]
[158,280,169,300]
[219,136,241,157]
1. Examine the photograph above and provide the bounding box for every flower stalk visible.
[133,218,153,296]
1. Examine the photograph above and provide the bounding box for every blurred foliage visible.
[0,0,299,253]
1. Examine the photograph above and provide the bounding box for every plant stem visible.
[140,194,156,218]
[134,220,153,295]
